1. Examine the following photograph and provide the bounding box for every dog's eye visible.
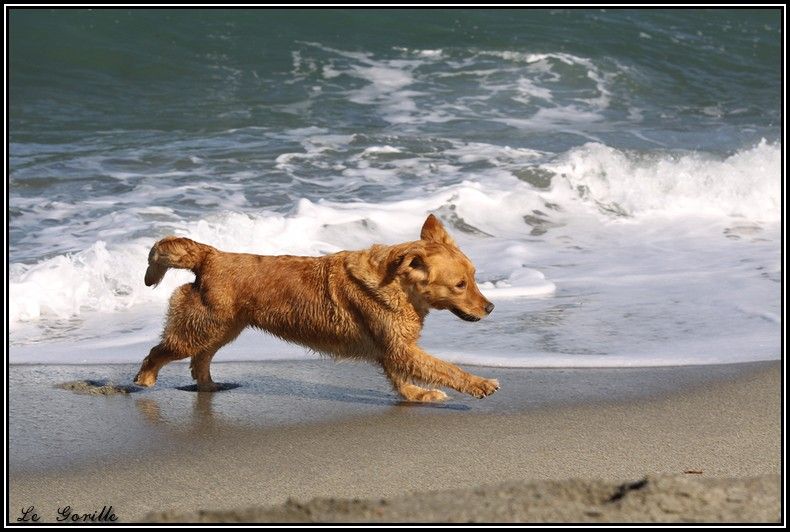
[456,280,466,289]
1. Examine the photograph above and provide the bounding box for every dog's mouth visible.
[450,307,482,322]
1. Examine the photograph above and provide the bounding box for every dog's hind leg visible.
[384,345,499,399]
[189,323,245,392]
[134,283,231,388]
[383,367,448,402]
[189,350,218,392]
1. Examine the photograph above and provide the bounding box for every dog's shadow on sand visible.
[175,383,242,392]
[175,375,470,411]
[243,375,470,411]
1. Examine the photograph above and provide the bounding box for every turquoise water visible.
[11,10,780,137]
[9,9,781,366]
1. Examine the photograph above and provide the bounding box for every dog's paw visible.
[400,386,448,403]
[467,377,499,399]
[417,389,449,402]
[133,372,156,388]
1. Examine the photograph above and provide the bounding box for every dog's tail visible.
[144,236,216,287]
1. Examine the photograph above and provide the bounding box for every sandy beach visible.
[8,359,781,523]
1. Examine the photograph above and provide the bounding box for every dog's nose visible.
[484,302,495,314]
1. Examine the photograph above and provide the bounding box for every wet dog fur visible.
[133,214,499,402]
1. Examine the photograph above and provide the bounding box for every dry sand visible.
[147,475,780,523]
[8,360,782,523]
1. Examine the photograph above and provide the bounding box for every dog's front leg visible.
[384,345,499,399]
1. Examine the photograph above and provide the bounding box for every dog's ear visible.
[344,244,428,309]
[420,214,456,247]
[394,247,428,283]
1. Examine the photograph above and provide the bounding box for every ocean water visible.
[9,9,781,366]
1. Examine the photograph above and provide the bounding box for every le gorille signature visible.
[17,505,118,522]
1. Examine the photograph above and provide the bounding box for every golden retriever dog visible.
[133,214,499,402]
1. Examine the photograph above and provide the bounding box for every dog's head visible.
[395,215,494,321]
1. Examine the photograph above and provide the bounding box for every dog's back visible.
[144,236,388,357]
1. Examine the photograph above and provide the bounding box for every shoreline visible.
[9,359,782,523]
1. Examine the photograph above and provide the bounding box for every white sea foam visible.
[361,145,402,156]
[512,77,554,104]
[544,139,780,221]
[301,42,431,124]
[393,47,444,59]
[479,50,613,110]
[288,44,625,128]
